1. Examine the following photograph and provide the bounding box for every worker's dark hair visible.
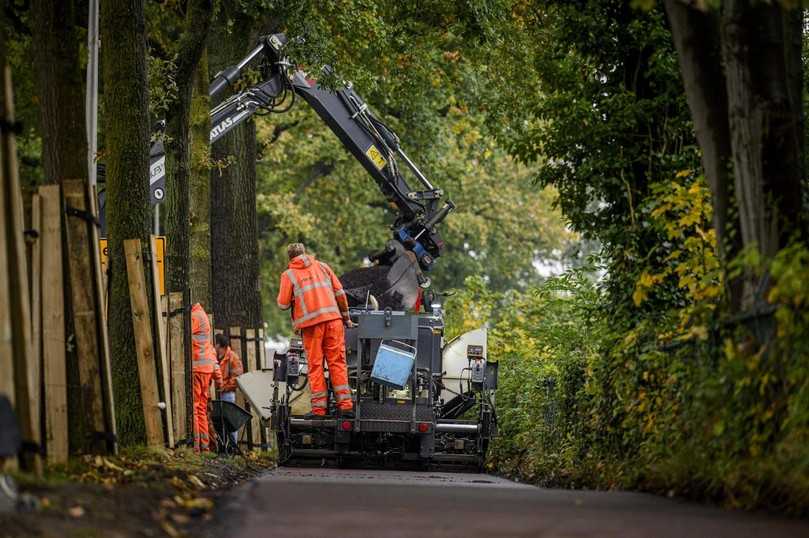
[287,242,306,259]
[215,333,230,348]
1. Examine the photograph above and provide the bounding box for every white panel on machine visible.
[440,327,487,403]
[236,371,274,421]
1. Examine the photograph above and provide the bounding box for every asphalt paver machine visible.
[270,307,498,469]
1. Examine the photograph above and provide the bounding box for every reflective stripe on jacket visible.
[191,303,217,373]
[276,255,349,329]
[219,347,243,393]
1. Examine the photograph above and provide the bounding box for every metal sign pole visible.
[86,0,100,188]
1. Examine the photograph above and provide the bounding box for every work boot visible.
[337,408,355,419]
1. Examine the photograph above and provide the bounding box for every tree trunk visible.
[29,0,94,451]
[100,0,151,445]
[721,0,804,305]
[30,0,87,184]
[664,0,743,310]
[165,0,213,301]
[189,51,211,307]
[209,7,262,329]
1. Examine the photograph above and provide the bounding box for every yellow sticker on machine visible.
[365,144,387,170]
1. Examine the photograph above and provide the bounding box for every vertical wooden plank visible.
[123,239,163,447]
[39,186,68,464]
[62,179,106,453]
[230,326,247,449]
[27,193,41,452]
[159,294,172,447]
[257,328,266,370]
[168,292,186,442]
[207,314,216,402]
[245,328,260,447]
[2,62,40,474]
[256,327,268,450]
[87,182,116,453]
[0,90,14,435]
[150,236,173,448]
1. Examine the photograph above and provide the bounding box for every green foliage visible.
[446,178,809,513]
[475,0,700,313]
[256,103,574,333]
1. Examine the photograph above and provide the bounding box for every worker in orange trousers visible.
[191,302,222,452]
[277,243,354,418]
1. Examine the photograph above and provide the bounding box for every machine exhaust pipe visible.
[435,422,480,434]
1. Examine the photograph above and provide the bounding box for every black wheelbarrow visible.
[210,400,252,455]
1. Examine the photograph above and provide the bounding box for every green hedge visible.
[445,242,809,515]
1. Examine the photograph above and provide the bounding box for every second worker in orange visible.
[276,242,354,418]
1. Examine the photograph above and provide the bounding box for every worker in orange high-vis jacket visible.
[277,243,354,418]
[215,333,243,447]
[191,302,222,451]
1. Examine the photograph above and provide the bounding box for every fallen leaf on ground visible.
[160,520,182,537]
[68,505,85,518]
[187,475,206,489]
[177,497,213,511]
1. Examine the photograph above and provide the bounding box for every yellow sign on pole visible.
[99,236,166,295]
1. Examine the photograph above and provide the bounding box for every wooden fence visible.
[3,184,270,472]
[0,55,268,474]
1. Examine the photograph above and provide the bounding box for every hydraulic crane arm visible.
[207,33,455,271]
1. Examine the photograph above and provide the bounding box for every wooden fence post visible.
[27,193,41,428]
[26,193,42,458]
[0,105,14,469]
[63,180,106,453]
[124,239,163,447]
[87,181,116,454]
[256,327,269,450]
[150,236,173,448]
[245,328,261,448]
[2,62,40,474]
[229,326,248,449]
[257,328,266,370]
[39,185,68,464]
[168,292,186,443]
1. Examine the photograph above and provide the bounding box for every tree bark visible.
[664,0,743,309]
[29,0,93,451]
[209,6,262,328]
[189,51,211,306]
[30,0,87,184]
[166,0,213,302]
[101,0,151,445]
[721,0,804,304]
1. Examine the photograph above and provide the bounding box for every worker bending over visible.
[191,303,222,451]
[215,333,243,446]
[277,243,354,418]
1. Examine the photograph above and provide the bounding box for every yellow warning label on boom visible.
[365,145,387,170]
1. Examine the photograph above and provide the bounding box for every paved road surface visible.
[213,468,809,537]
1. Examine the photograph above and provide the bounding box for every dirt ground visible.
[0,448,275,538]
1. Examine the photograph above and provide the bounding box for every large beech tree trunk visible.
[666,0,804,310]
[165,0,213,301]
[209,7,262,329]
[101,0,151,445]
[664,0,743,309]
[30,0,94,451]
[721,1,804,263]
[189,52,212,307]
[30,0,86,183]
